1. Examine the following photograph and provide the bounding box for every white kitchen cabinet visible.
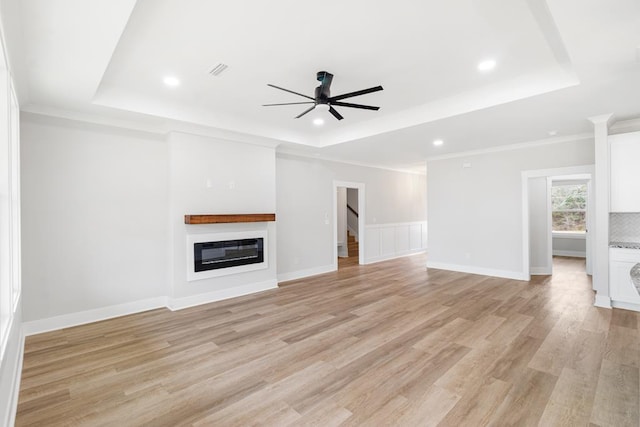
[610,131,640,212]
[610,248,640,311]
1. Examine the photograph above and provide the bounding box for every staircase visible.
[347,232,359,258]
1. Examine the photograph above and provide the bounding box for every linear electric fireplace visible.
[187,230,268,281]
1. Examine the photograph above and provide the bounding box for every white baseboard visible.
[23,279,282,335]
[611,300,639,312]
[3,325,24,427]
[594,294,612,309]
[167,279,277,311]
[530,266,552,275]
[364,249,426,265]
[553,250,586,258]
[22,297,168,336]
[277,264,336,283]
[426,261,529,281]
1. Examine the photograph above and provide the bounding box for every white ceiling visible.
[3,0,640,172]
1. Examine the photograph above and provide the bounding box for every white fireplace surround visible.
[186,230,268,281]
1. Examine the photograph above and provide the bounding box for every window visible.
[0,44,20,362]
[551,183,587,233]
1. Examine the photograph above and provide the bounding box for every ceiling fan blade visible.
[263,101,315,106]
[329,85,383,102]
[331,101,380,111]
[295,105,317,119]
[267,84,315,101]
[328,106,343,120]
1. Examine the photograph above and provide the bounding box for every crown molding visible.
[610,117,640,134]
[426,132,594,162]
[20,104,284,149]
[276,149,426,176]
[588,113,614,125]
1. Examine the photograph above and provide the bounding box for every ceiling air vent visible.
[209,63,229,77]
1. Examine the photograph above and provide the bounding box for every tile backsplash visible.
[610,213,640,243]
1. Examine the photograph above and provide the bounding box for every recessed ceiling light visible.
[163,76,181,87]
[433,139,444,146]
[548,130,558,136]
[477,59,496,72]
[313,118,324,126]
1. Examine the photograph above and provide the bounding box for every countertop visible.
[610,241,640,250]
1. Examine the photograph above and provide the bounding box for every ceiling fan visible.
[263,71,383,120]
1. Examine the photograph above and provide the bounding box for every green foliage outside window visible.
[551,184,587,232]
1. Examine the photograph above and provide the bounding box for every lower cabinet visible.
[610,248,640,309]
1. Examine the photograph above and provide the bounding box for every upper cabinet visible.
[610,131,640,212]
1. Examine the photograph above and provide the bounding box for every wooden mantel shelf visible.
[184,213,276,224]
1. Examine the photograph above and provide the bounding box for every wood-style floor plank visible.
[15,255,640,426]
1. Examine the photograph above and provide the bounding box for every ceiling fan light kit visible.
[263,71,383,121]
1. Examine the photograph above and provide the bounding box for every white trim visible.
[22,279,280,335]
[588,113,615,126]
[186,230,268,282]
[22,297,168,336]
[521,165,595,280]
[364,221,427,264]
[277,150,426,176]
[365,249,426,265]
[21,108,284,149]
[3,328,23,427]
[522,175,531,281]
[167,279,277,311]
[530,267,552,275]
[426,261,529,281]
[277,264,336,283]
[552,232,586,240]
[611,300,640,312]
[364,221,427,228]
[427,133,593,162]
[553,250,586,258]
[546,177,553,275]
[594,294,612,308]
[610,118,640,134]
[333,181,366,268]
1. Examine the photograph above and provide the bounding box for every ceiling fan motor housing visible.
[315,71,333,104]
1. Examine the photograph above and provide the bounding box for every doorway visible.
[549,176,591,275]
[522,166,594,281]
[333,181,365,269]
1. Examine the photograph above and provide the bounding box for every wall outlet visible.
[462,162,472,168]
[228,181,236,190]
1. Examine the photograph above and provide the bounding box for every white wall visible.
[20,119,280,324]
[529,177,550,274]
[167,132,277,306]
[553,236,586,257]
[21,114,169,321]
[276,153,427,280]
[427,138,595,279]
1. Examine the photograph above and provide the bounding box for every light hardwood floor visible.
[16,255,640,426]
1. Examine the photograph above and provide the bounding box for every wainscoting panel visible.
[365,221,427,264]
[365,227,381,259]
[410,224,422,250]
[380,227,396,257]
[395,225,410,254]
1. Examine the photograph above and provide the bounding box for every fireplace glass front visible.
[194,238,264,272]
